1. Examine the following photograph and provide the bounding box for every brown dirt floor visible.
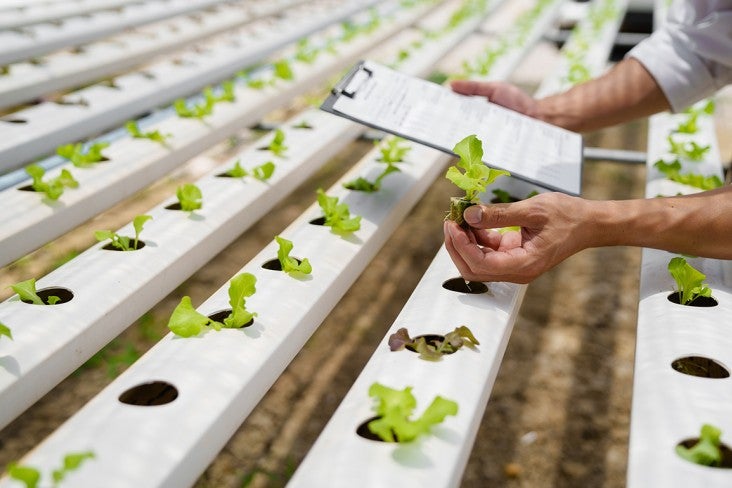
[0,113,649,487]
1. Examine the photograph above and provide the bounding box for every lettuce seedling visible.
[654,159,722,190]
[25,164,78,200]
[668,257,712,305]
[8,451,94,488]
[343,165,400,193]
[378,137,411,164]
[95,214,152,251]
[567,62,590,84]
[273,59,294,81]
[295,38,319,64]
[667,135,710,161]
[388,325,479,361]
[266,129,288,157]
[175,183,202,212]
[10,278,59,305]
[492,188,512,203]
[275,236,312,276]
[225,159,275,181]
[56,141,109,168]
[315,189,361,233]
[174,97,214,120]
[366,382,458,443]
[222,272,257,328]
[168,273,257,336]
[685,99,715,116]
[343,137,409,192]
[0,322,12,341]
[446,134,510,226]
[676,424,723,466]
[125,120,171,145]
[674,112,698,134]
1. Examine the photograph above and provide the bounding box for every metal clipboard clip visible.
[331,62,372,99]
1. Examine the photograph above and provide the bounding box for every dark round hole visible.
[165,203,183,211]
[206,309,253,328]
[667,292,718,307]
[442,278,489,294]
[215,172,237,178]
[21,287,74,305]
[356,416,398,442]
[293,122,313,129]
[676,439,732,468]
[118,381,178,406]
[262,258,283,271]
[18,185,36,192]
[2,118,27,124]
[671,356,729,379]
[404,334,455,355]
[101,239,145,251]
[490,195,520,204]
[309,216,326,226]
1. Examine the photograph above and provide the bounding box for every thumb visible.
[464,202,533,229]
[450,80,499,99]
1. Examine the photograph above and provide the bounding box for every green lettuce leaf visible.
[223,272,257,328]
[676,424,723,466]
[275,236,312,276]
[10,278,44,305]
[668,257,712,305]
[167,296,213,337]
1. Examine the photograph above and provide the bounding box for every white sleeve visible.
[627,1,732,112]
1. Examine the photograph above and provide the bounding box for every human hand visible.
[450,79,538,117]
[443,193,594,283]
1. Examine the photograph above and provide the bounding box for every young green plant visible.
[265,129,288,157]
[125,121,171,145]
[95,215,152,251]
[168,272,257,337]
[275,236,312,276]
[366,383,458,442]
[446,134,510,226]
[676,424,724,467]
[175,183,203,212]
[25,164,78,200]
[0,322,12,341]
[9,278,59,305]
[174,96,214,120]
[315,189,361,234]
[667,135,710,161]
[668,256,712,305]
[388,325,479,361]
[8,451,94,487]
[56,141,109,168]
[654,159,723,190]
[224,159,275,181]
[344,137,411,192]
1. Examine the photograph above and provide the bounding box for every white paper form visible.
[329,61,583,195]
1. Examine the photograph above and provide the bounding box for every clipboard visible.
[322,60,583,195]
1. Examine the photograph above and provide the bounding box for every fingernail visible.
[464,206,482,224]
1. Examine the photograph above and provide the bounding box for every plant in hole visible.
[566,62,590,85]
[685,99,715,117]
[174,96,214,120]
[295,38,319,64]
[654,158,723,190]
[366,382,458,443]
[344,137,410,192]
[95,214,152,251]
[0,321,11,341]
[266,129,288,157]
[24,164,78,200]
[667,135,710,161]
[676,424,723,467]
[225,159,275,181]
[293,119,312,129]
[674,112,699,135]
[668,257,712,305]
[273,59,294,81]
[168,273,257,337]
[9,278,59,305]
[56,141,109,168]
[275,236,312,276]
[125,120,171,145]
[446,134,510,226]
[315,189,361,233]
[8,451,94,488]
[175,183,203,212]
[388,325,479,361]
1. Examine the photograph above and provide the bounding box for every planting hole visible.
[262,257,306,271]
[101,240,146,251]
[667,292,718,307]
[671,356,729,379]
[309,216,326,226]
[2,118,26,124]
[118,381,178,406]
[404,334,456,355]
[356,416,397,443]
[207,309,253,328]
[442,277,489,294]
[676,439,732,468]
[21,287,73,305]
[165,203,186,211]
[293,121,313,130]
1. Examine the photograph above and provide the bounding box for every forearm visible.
[585,186,732,258]
[531,58,671,132]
